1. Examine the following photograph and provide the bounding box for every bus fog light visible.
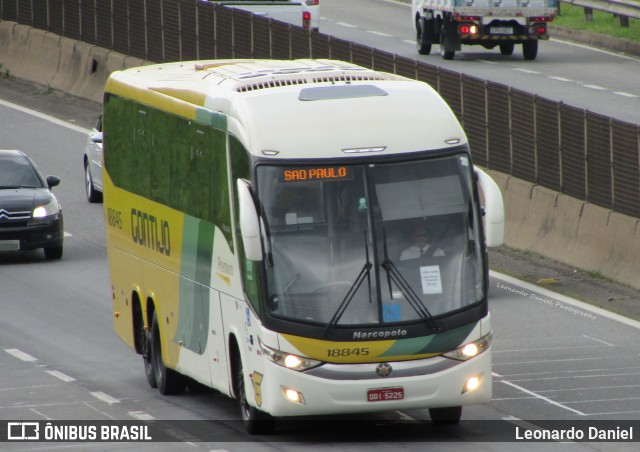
[462,376,481,394]
[282,387,306,405]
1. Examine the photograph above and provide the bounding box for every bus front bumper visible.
[250,349,492,417]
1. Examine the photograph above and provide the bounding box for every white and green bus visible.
[103,59,504,433]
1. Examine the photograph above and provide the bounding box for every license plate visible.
[0,240,20,251]
[491,27,513,35]
[367,387,404,402]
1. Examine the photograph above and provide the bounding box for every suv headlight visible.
[259,338,322,371]
[443,333,491,361]
[33,198,59,218]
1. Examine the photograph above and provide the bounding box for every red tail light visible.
[459,23,478,35]
[533,23,547,35]
[303,11,311,29]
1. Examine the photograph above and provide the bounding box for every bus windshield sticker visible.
[420,265,443,295]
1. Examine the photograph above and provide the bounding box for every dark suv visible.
[0,150,64,259]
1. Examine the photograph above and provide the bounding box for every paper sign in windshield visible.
[420,265,442,295]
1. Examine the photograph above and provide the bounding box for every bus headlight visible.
[442,334,491,361]
[259,339,322,371]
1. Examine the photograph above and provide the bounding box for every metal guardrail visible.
[561,0,640,26]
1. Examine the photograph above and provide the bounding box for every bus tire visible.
[142,328,157,389]
[151,311,186,395]
[429,406,462,424]
[234,351,275,435]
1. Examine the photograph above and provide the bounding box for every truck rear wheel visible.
[440,33,455,60]
[523,40,538,60]
[417,18,432,55]
[499,43,515,56]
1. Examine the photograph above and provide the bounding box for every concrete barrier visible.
[489,169,640,291]
[0,21,147,104]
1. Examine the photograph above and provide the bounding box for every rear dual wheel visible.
[150,311,186,395]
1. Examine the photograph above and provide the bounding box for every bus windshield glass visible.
[256,152,484,328]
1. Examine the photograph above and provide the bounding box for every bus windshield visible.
[256,152,485,329]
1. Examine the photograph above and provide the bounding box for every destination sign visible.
[280,166,352,183]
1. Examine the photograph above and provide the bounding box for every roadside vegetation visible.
[555,2,640,42]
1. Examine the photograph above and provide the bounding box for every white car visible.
[207,1,320,31]
[304,0,321,31]
[83,115,103,203]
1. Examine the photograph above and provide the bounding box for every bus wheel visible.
[142,327,157,389]
[151,311,186,395]
[429,406,462,424]
[235,356,275,434]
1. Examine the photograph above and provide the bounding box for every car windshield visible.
[0,154,44,188]
[256,152,485,328]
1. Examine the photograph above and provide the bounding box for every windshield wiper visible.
[381,228,439,331]
[323,231,372,337]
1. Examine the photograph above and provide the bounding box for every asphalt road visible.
[2,2,640,447]
[319,0,640,125]
[1,86,640,451]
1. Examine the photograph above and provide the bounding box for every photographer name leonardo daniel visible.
[515,425,633,441]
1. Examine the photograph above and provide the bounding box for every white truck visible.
[412,0,557,60]
[211,0,320,31]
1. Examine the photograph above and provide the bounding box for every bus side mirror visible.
[475,167,504,247]
[237,179,264,261]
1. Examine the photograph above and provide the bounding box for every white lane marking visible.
[90,391,120,404]
[583,335,614,347]
[45,370,76,382]
[583,84,607,91]
[5,348,38,362]
[64,232,73,238]
[507,370,640,383]
[129,411,155,421]
[367,31,392,37]
[614,91,639,98]
[494,344,606,353]
[500,380,586,415]
[498,365,640,378]
[0,99,90,134]
[491,271,640,331]
[29,408,53,420]
[513,68,541,75]
[548,76,573,82]
[402,39,415,45]
[496,356,620,366]
[335,22,358,28]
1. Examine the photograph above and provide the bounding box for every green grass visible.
[555,2,640,42]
